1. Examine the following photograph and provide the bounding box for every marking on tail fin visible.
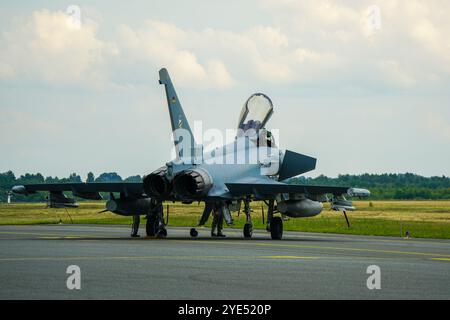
[159,68,196,162]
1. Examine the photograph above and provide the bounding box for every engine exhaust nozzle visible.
[173,168,213,199]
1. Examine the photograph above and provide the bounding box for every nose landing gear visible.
[190,228,198,238]
[243,199,253,239]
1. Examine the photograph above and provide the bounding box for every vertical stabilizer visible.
[159,68,196,162]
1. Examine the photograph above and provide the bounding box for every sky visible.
[0,0,449,179]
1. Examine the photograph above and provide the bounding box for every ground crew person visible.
[131,215,140,237]
[211,206,225,237]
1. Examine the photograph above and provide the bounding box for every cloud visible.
[1,3,449,177]
[115,21,234,89]
[261,0,450,89]
[378,60,416,87]
[0,9,117,86]
[1,3,450,92]
[0,10,337,89]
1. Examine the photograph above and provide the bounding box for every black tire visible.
[157,228,168,238]
[146,215,157,237]
[243,223,253,239]
[190,228,198,238]
[270,217,283,240]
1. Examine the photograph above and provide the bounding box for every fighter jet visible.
[12,68,370,240]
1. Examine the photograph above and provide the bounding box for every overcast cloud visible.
[0,0,449,178]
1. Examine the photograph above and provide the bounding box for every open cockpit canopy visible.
[237,93,274,131]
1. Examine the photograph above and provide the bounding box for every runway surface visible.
[0,224,449,300]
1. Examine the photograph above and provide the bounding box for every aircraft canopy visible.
[237,93,274,131]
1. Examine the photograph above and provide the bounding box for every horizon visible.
[1,1,449,178]
[2,169,448,181]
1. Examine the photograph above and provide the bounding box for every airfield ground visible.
[0,201,449,239]
[0,224,449,299]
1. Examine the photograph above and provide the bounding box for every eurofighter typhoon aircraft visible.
[12,68,370,240]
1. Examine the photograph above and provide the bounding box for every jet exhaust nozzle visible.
[143,167,171,197]
[173,168,213,199]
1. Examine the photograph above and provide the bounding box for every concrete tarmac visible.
[0,224,449,300]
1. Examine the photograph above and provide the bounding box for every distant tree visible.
[86,172,95,183]
[288,173,450,200]
[70,173,82,183]
[45,176,60,183]
[0,171,16,187]
[124,175,142,182]
[1,171,449,201]
[59,173,82,183]
[17,173,45,184]
[95,172,123,183]
[0,171,17,202]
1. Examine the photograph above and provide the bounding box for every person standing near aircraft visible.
[211,205,225,237]
[131,215,140,237]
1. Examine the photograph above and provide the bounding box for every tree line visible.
[290,173,450,200]
[0,171,141,202]
[0,171,449,202]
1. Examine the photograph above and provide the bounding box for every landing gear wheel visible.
[243,223,253,239]
[270,217,283,240]
[146,216,157,237]
[156,228,167,238]
[190,228,198,238]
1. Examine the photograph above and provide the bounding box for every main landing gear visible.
[266,200,283,240]
[240,198,283,240]
[270,217,283,240]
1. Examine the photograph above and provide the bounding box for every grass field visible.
[0,201,449,239]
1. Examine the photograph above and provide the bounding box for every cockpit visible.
[237,93,274,131]
[237,93,275,147]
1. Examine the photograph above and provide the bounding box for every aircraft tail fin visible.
[159,68,196,161]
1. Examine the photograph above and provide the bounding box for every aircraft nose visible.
[12,185,26,194]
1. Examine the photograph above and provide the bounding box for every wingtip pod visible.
[347,188,371,198]
[11,185,26,195]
